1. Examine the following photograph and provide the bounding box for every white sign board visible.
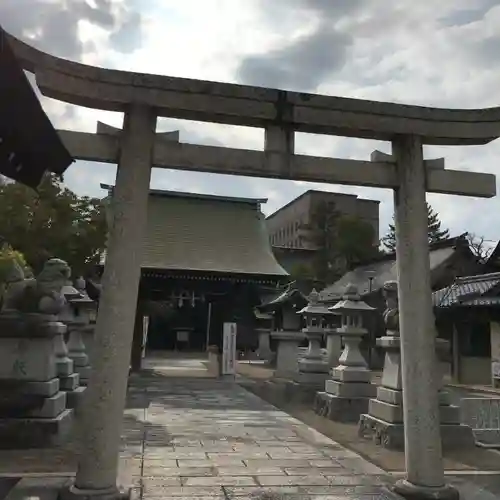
[142,316,149,358]
[222,322,237,375]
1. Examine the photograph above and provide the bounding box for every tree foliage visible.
[289,262,315,281]
[382,203,449,252]
[0,244,27,282]
[0,174,107,276]
[300,200,380,283]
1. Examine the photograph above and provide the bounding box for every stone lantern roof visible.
[329,284,375,314]
[297,289,333,316]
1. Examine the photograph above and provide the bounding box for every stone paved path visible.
[123,369,399,499]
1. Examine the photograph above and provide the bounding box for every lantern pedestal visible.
[67,320,91,386]
[315,284,376,422]
[256,327,273,361]
[56,287,87,412]
[325,329,341,369]
[293,289,332,388]
[359,336,474,450]
[295,327,329,387]
[315,331,375,422]
[272,331,305,379]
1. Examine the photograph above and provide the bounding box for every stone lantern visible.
[56,283,85,408]
[71,278,98,368]
[294,289,332,386]
[314,283,376,422]
[254,308,273,361]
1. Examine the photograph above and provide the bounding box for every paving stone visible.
[141,476,183,488]
[257,475,329,486]
[217,466,286,476]
[209,456,247,466]
[324,475,380,486]
[308,459,343,468]
[207,451,269,459]
[183,475,258,486]
[141,484,224,497]
[245,459,310,468]
[335,458,386,475]
[145,450,208,459]
[143,467,215,477]
[225,485,300,497]
[283,467,337,476]
[142,458,178,468]
[122,366,393,499]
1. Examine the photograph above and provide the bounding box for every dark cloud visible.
[238,27,351,91]
[236,0,368,91]
[438,0,499,27]
[0,0,143,60]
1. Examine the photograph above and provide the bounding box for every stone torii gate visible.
[7,31,500,500]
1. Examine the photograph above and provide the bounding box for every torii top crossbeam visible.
[7,31,500,146]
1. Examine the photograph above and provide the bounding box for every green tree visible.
[335,215,381,271]
[301,201,380,283]
[289,262,315,281]
[0,174,107,276]
[382,203,449,252]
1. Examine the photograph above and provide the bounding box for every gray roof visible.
[258,285,307,311]
[320,244,457,301]
[102,186,288,277]
[433,272,500,308]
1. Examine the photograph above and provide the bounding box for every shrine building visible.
[100,184,289,366]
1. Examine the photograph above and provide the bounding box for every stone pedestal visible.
[81,324,96,366]
[54,323,86,409]
[0,312,73,448]
[207,345,220,377]
[325,330,341,368]
[294,327,329,387]
[272,331,304,379]
[256,328,273,361]
[359,335,474,450]
[67,320,91,386]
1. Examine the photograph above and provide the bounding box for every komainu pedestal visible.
[0,312,74,448]
[0,257,77,448]
[359,281,474,450]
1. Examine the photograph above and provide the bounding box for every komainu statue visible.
[2,258,70,315]
[382,280,399,335]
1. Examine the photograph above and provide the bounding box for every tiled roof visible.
[102,187,288,277]
[320,242,459,301]
[432,272,500,308]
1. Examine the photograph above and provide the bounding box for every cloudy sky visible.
[3,0,500,242]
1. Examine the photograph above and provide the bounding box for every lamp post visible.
[314,283,376,422]
[295,289,332,385]
[329,284,375,384]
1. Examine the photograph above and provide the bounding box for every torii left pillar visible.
[64,104,157,500]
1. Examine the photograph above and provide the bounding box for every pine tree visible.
[382,203,449,252]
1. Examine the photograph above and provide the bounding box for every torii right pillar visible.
[391,135,457,500]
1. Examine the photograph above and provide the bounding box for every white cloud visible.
[3,0,500,244]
